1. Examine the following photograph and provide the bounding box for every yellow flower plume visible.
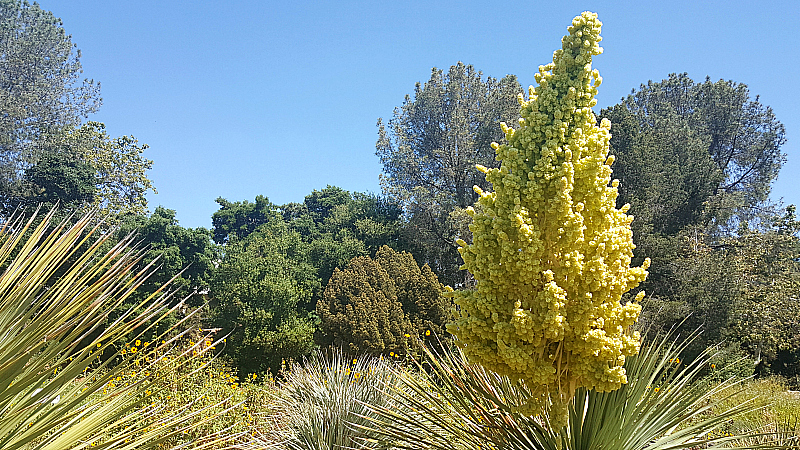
[447,11,649,410]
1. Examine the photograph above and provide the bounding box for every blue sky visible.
[42,0,800,229]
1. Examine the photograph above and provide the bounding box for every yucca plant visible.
[365,330,793,450]
[0,209,231,449]
[257,349,403,450]
[737,417,800,450]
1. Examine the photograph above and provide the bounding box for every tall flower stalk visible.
[447,12,649,419]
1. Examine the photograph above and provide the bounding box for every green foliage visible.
[638,206,800,382]
[377,244,451,337]
[209,188,408,375]
[22,146,96,209]
[211,195,276,244]
[317,245,449,357]
[724,209,800,382]
[377,62,522,287]
[115,206,217,307]
[305,234,367,292]
[620,73,785,225]
[300,188,404,250]
[118,338,275,449]
[291,187,406,287]
[318,253,410,357]
[1,122,156,223]
[601,74,786,265]
[62,122,156,220]
[303,185,353,224]
[602,74,792,376]
[637,228,741,361]
[213,188,405,298]
[600,103,723,242]
[210,221,318,375]
[0,4,154,222]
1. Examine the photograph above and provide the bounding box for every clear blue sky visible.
[41,0,800,229]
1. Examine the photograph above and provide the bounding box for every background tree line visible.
[2,0,796,385]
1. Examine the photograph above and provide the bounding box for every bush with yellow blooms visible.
[447,11,650,419]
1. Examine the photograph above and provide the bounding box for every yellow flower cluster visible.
[447,12,649,406]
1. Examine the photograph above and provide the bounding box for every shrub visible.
[261,349,402,450]
[317,245,450,357]
[111,336,277,449]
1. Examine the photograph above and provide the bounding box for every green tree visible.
[600,75,789,367]
[317,245,449,357]
[303,185,352,224]
[210,221,318,375]
[375,245,451,338]
[212,188,402,290]
[115,206,217,306]
[725,207,800,383]
[614,73,786,228]
[1,123,156,222]
[600,104,723,240]
[636,227,741,363]
[21,146,96,209]
[0,0,100,195]
[349,192,406,252]
[63,121,155,219]
[600,104,724,313]
[0,0,155,222]
[211,194,276,244]
[377,62,522,287]
[291,186,369,286]
[286,186,405,286]
[318,254,409,357]
[637,209,800,382]
[210,188,409,364]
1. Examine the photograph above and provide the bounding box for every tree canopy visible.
[115,206,217,306]
[613,73,786,229]
[377,62,522,287]
[602,74,794,379]
[211,195,277,244]
[210,220,318,375]
[0,2,155,222]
